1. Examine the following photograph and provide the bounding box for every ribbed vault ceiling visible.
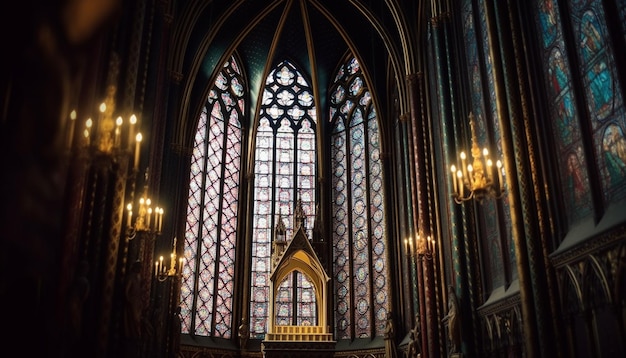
[173,0,421,133]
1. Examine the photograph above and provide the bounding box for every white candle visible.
[457,170,464,198]
[85,118,93,146]
[496,160,504,190]
[155,261,158,277]
[114,116,123,147]
[147,207,152,229]
[481,148,488,181]
[129,114,137,150]
[460,152,467,180]
[134,132,142,169]
[126,203,133,227]
[159,209,164,231]
[67,110,76,149]
[450,165,457,195]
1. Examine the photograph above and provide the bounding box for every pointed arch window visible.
[330,57,389,339]
[250,60,317,338]
[180,55,245,338]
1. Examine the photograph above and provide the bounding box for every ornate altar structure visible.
[261,201,335,358]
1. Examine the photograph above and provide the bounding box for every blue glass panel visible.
[569,0,626,204]
[535,0,593,224]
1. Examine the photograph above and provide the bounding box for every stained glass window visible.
[274,271,317,326]
[330,56,389,339]
[535,0,593,224]
[180,56,244,338]
[250,60,317,338]
[567,0,626,204]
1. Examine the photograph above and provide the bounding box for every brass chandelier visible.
[450,112,504,204]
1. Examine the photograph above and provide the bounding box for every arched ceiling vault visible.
[169,0,423,146]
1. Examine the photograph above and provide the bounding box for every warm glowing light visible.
[450,112,504,204]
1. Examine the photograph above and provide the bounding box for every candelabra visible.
[68,85,142,162]
[405,233,436,259]
[126,177,164,240]
[155,237,184,282]
[450,112,505,204]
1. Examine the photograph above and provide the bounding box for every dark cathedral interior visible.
[1,1,626,357]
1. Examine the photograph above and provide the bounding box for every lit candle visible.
[134,132,142,169]
[85,118,93,146]
[457,170,464,198]
[157,207,164,231]
[460,152,467,180]
[147,207,152,229]
[159,256,164,274]
[416,234,421,253]
[450,165,457,195]
[126,203,133,227]
[129,114,137,150]
[158,208,162,231]
[115,116,123,147]
[483,148,491,182]
[467,164,474,188]
[67,110,76,149]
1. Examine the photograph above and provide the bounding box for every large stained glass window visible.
[250,60,317,338]
[180,56,244,338]
[535,0,592,224]
[330,56,389,339]
[568,0,626,204]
